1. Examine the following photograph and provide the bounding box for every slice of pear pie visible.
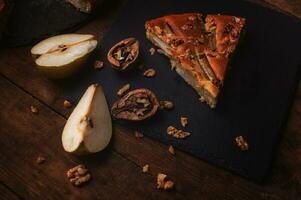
[145,13,245,108]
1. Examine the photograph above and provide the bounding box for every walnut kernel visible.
[157,173,174,190]
[117,83,130,96]
[235,136,249,151]
[167,126,191,139]
[30,105,39,114]
[143,68,156,77]
[67,164,91,187]
[149,48,156,55]
[180,117,188,127]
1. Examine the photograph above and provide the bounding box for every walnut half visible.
[107,38,139,71]
[111,88,159,121]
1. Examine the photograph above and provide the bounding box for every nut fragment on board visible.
[117,83,130,97]
[157,173,175,190]
[180,117,188,127]
[149,47,156,55]
[159,101,173,110]
[143,68,156,77]
[235,136,249,151]
[30,105,39,114]
[167,126,191,139]
[142,164,149,173]
[94,60,104,70]
[67,164,91,186]
[63,100,72,109]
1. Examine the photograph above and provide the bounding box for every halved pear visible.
[62,84,112,155]
[31,34,97,79]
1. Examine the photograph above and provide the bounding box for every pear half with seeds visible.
[31,34,97,79]
[62,84,112,155]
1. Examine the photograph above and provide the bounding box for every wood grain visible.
[0,0,300,199]
[0,76,185,200]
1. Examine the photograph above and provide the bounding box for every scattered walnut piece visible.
[149,47,156,55]
[180,117,188,127]
[142,164,149,173]
[30,105,39,114]
[36,155,46,164]
[159,101,174,110]
[235,136,249,151]
[63,100,72,109]
[157,173,174,190]
[168,145,175,155]
[94,60,104,70]
[167,126,191,139]
[117,83,130,97]
[134,130,144,138]
[143,68,156,77]
[67,164,91,187]
[164,181,175,190]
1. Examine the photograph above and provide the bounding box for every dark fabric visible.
[4,0,91,46]
[63,0,301,181]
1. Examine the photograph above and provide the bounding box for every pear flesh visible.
[31,34,97,79]
[62,84,112,154]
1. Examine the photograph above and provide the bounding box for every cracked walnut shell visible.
[107,38,139,71]
[111,88,159,121]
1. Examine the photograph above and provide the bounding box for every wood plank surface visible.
[0,0,300,199]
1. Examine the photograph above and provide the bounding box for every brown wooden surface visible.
[0,0,300,199]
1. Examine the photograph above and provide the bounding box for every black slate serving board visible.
[63,0,301,181]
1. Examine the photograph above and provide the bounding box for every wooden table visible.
[0,0,300,199]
